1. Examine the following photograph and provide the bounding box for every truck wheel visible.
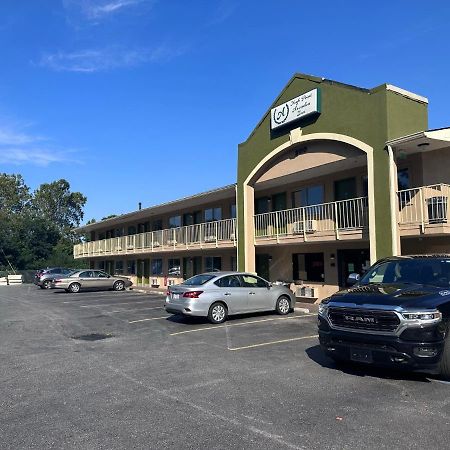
[438,326,450,381]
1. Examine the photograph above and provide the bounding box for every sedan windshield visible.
[360,258,450,288]
[182,274,215,286]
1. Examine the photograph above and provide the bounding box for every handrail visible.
[254,197,368,240]
[74,218,236,258]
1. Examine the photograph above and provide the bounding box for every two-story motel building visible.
[74,73,450,302]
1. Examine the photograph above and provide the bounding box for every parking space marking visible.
[109,306,164,313]
[129,316,170,323]
[76,300,158,307]
[169,314,316,336]
[228,334,319,351]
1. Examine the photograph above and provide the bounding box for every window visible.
[293,253,325,282]
[215,275,241,288]
[292,185,324,208]
[182,274,215,286]
[230,204,236,219]
[98,261,105,270]
[99,232,105,240]
[205,207,222,222]
[128,226,136,235]
[241,275,267,288]
[79,271,93,278]
[169,215,181,229]
[168,258,181,276]
[183,211,202,226]
[255,197,270,214]
[272,192,287,211]
[95,271,109,278]
[231,256,237,271]
[204,256,221,272]
[127,260,136,275]
[151,259,163,275]
[397,168,410,190]
[115,260,124,274]
[152,219,163,231]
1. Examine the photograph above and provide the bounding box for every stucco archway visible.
[237,129,377,272]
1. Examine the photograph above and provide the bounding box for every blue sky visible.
[0,0,449,223]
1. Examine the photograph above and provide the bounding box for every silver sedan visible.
[165,272,295,324]
[53,270,132,293]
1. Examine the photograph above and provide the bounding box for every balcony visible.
[398,184,450,235]
[74,218,236,259]
[254,197,369,244]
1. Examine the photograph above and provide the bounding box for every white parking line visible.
[109,306,164,313]
[129,316,170,323]
[77,301,157,308]
[228,334,319,351]
[169,314,316,336]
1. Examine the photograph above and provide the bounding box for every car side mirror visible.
[267,282,272,289]
[346,273,360,286]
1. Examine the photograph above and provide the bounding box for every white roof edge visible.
[386,84,428,104]
[76,183,237,232]
[386,127,450,147]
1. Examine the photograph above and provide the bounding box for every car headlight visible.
[402,311,442,322]
[318,303,329,317]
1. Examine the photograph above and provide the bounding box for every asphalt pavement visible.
[0,285,449,449]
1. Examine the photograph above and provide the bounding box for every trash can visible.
[427,196,448,224]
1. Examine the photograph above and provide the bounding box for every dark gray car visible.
[165,272,296,323]
[34,267,75,289]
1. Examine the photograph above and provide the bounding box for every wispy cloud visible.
[39,44,187,72]
[0,123,76,167]
[63,0,151,21]
[208,0,237,26]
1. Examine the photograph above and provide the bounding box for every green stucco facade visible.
[236,74,428,271]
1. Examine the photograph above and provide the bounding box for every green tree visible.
[31,179,87,235]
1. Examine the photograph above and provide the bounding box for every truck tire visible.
[438,325,450,381]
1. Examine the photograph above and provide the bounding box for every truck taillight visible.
[183,291,203,299]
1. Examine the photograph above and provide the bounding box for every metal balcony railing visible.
[398,184,450,227]
[254,197,368,242]
[74,218,236,258]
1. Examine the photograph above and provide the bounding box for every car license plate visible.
[172,293,180,300]
[350,348,373,363]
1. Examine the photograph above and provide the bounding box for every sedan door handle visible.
[249,292,256,295]
[224,292,231,296]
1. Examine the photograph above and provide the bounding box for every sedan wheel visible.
[113,280,125,291]
[276,296,291,315]
[208,302,227,324]
[68,282,81,293]
[42,280,52,289]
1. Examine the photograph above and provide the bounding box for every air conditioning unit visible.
[152,241,161,247]
[292,220,317,234]
[295,286,317,298]
[167,239,177,245]
[115,246,122,251]
[126,245,134,249]
[204,235,217,243]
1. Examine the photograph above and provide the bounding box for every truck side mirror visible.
[346,273,360,286]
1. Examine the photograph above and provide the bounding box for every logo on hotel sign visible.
[271,88,320,130]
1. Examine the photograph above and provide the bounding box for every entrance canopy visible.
[387,127,450,155]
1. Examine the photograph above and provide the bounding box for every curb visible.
[294,307,311,314]
[131,288,166,296]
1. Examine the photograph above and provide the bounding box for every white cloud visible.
[63,0,151,21]
[0,124,76,167]
[39,44,187,72]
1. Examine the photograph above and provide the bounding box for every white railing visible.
[74,218,236,258]
[254,197,368,241]
[398,184,449,227]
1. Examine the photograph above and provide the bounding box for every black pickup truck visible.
[318,255,450,379]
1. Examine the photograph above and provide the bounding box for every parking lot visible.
[1,285,449,449]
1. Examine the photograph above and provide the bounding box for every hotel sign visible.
[271,88,321,130]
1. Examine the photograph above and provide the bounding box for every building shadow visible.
[305,344,431,383]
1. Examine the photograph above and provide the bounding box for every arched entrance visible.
[237,129,377,273]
